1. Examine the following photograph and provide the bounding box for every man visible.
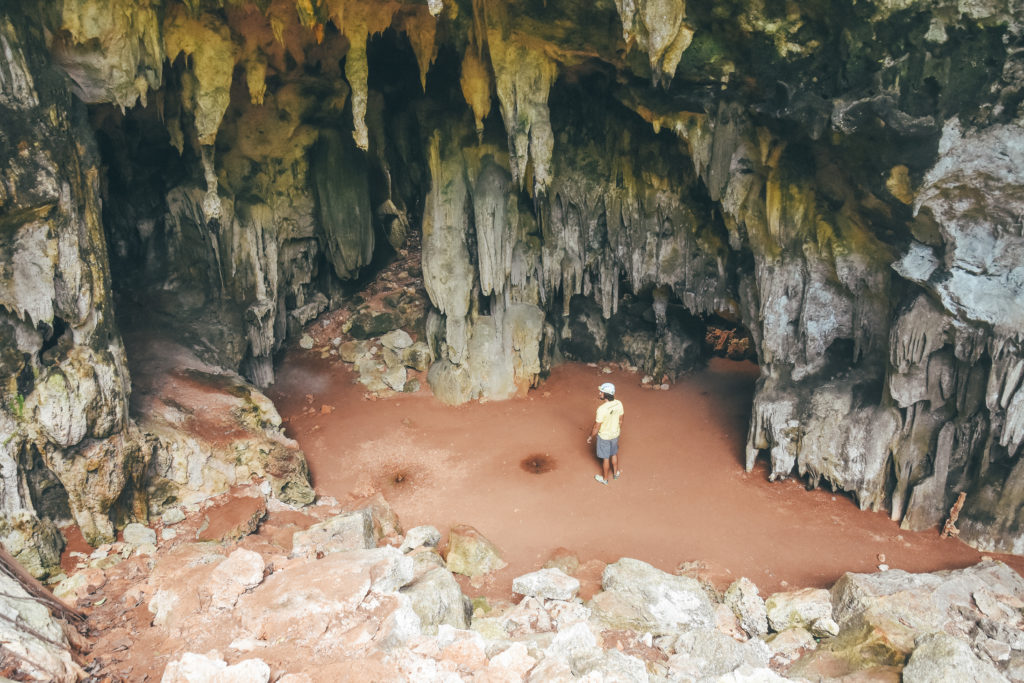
[587,382,623,485]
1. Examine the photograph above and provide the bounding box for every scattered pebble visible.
[659,383,670,390]
[602,367,613,374]
[641,376,653,384]
[299,335,314,349]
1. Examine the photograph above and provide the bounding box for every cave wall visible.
[0,4,152,575]
[1,0,1024,567]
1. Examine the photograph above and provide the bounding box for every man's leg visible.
[611,454,620,478]
[602,456,612,480]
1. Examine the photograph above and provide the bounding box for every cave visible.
[3,0,1024,679]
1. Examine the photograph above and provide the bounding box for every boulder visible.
[402,342,433,372]
[663,629,770,679]
[291,509,376,558]
[765,587,836,636]
[512,567,580,601]
[123,522,157,546]
[445,525,507,577]
[766,627,817,667]
[400,567,471,633]
[202,549,266,612]
[0,571,78,682]
[380,329,413,350]
[902,632,1008,683]
[382,364,407,391]
[592,558,715,635]
[160,652,271,683]
[400,525,441,553]
[725,577,769,638]
[348,311,398,339]
[339,340,372,363]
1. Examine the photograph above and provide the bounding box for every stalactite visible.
[614,0,694,87]
[162,5,237,146]
[323,0,399,150]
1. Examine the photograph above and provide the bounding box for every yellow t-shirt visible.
[595,399,624,439]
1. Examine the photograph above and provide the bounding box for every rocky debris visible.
[444,525,507,578]
[592,557,715,634]
[512,567,581,601]
[291,508,376,558]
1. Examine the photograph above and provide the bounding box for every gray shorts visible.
[596,436,618,459]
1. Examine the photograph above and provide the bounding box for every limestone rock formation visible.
[1,0,1024,564]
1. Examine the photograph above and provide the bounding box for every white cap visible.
[599,382,615,395]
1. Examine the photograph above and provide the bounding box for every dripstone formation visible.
[1,0,1023,574]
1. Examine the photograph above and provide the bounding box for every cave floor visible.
[269,352,1024,602]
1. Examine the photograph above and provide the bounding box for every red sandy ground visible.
[268,352,1024,601]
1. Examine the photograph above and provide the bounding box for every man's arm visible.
[587,421,600,443]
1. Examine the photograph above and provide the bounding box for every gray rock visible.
[513,568,580,601]
[400,525,441,553]
[764,587,832,633]
[593,557,715,635]
[705,665,791,682]
[725,577,769,638]
[400,566,470,633]
[665,628,770,679]
[0,571,77,682]
[123,522,157,546]
[161,508,186,525]
[161,652,271,683]
[381,329,414,350]
[903,632,1008,683]
[382,364,407,391]
[298,334,314,350]
[291,509,375,558]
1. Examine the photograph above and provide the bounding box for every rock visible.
[766,626,817,667]
[382,364,407,391]
[764,587,833,633]
[160,652,271,683]
[202,549,266,612]
[291,509,375,558]
[709,664,791,682]
[400,567,470,633]
[445,525,507,577]
[0,513,66,579]
[162,508,186,525]
[484,642,537,680]
[400,525,441,553]
[381,329,414,350]
[53,566,106,602]
[298,334,314,350]
[123,522,157,546]
[512,567,580,601]
[663,628,770,679]
[902,632,1007,683]
[195,495,267,543]
[348,311,398,339]
[339,339,372,363]
[592,557,715,635]
[402,342,433,372]
[0,571,77,682]
[725,577,769,638]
